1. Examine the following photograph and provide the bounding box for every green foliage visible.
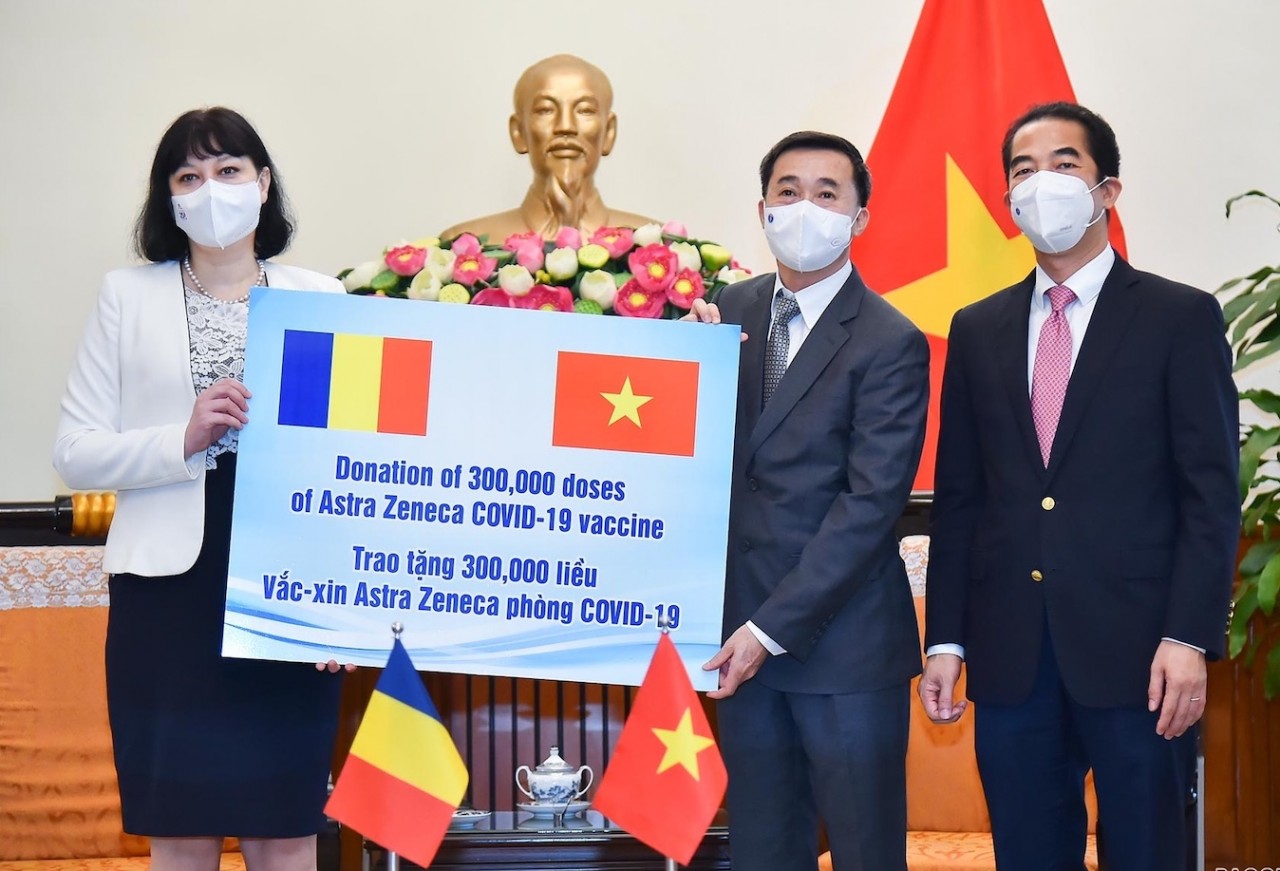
[1216,191,1280,699]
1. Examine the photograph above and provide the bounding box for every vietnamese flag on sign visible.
[860,0,1126,488]
[593,632,727,865]
[552,351,699,457]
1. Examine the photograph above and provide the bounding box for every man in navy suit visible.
[920,102,1239,870]
[691,131,929,871]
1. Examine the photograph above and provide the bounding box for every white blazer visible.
[53,260,344,577]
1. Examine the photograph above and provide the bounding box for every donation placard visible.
[223,289,739,689]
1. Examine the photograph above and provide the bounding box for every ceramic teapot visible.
[515,745,593,804]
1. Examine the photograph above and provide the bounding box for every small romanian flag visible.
[324,639,466,867]
[278,330,432,436]
[551,351,699,457]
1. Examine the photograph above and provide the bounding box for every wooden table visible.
[366,810,731,870]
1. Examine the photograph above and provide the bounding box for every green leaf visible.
[1241,388,1280,416]
[1229,585,1259,659]
[1225,189,1280,217]
[1254,317,1280,345]
[1221,286,1265,322]
[370,270,400,292]
[1227,278,1280,347]
[1258,552,1280,615]
[1240,426,1280,497]
[1266,643,1280,701]
[1240,539,1280,575]
[1236,332,1280,371]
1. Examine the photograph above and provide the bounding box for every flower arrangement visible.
[339,221,751,318]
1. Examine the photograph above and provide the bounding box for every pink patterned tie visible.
[1031,284,1077,467]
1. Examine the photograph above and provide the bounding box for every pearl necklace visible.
[183,256,266,304]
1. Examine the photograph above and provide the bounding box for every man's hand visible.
[683,299,748,341]
[703,624,768,699]
[919,654,967,724]
[1147,640,1206,739]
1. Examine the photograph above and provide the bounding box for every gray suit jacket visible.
[716,267,929,693]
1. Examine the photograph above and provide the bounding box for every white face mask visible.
[1009,171,1108,254]
[762,199,858,273]
[171,174,264,249]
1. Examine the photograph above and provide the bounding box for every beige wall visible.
[2,0,1278,499]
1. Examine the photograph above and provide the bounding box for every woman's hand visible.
[184,378,251,457]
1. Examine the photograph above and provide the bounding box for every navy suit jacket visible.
[926,255,1240,708]
[716,268,929,694]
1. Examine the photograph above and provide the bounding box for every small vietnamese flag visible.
[325,638,467,868]
[593,633,727,864]
[552,351,699,457]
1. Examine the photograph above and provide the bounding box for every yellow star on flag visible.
[653,708,716,778]
[884,154,1036,338]
[601,376,653,427]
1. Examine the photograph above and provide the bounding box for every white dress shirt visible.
[746,262,852,656]
[926,246,1202,659]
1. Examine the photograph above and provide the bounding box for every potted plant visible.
[1216,190,1280,699]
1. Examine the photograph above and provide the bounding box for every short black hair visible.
[759,131,872,207]
[134,107,294,262]
[1001,102,1121,182]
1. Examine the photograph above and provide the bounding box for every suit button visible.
[748,478,760,492]
[1041,497,1055,510]
[1031,570,1043,582]
[741,539,753,552]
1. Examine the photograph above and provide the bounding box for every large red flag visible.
[859,0,1127,488]
[592,633,727,864]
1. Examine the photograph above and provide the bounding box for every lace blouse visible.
[184,288,248,469]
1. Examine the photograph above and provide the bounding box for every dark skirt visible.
[106,452,344,838]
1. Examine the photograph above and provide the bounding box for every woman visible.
[53,107,346,871]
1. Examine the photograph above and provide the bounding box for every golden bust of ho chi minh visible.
[440,54,657,242]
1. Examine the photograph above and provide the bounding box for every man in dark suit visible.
[919,102,1239,870]
[691,131,929,871]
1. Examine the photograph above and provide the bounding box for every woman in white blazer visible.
[53,107,346,871]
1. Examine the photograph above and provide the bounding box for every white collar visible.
[1033,246,1115,308]
[772,260,852,326]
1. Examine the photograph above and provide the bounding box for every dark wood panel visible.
[1203,642,1280,866]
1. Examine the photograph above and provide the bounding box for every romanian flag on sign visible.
[552,351,699,457]
[278,330,433,436]
[592,633,727,864]
[325,639,466,867]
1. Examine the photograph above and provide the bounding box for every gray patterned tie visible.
[763,290,801,405]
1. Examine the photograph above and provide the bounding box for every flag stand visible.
[386,622,405,871]
[658,616,680,871]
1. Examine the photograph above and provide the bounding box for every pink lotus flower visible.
[511,284,574,313]
[503,231,542,253]
[590,226,635,259]
[384,244,427,277]
[514,242,544,272]
[555,226,583,249]
[628,243,679,293]
[451,233,482,256]
[471,288,513,307]
[666,268,706,309]
[662,220,688,238]
[614,279,666,318]
[453,251,498,286]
